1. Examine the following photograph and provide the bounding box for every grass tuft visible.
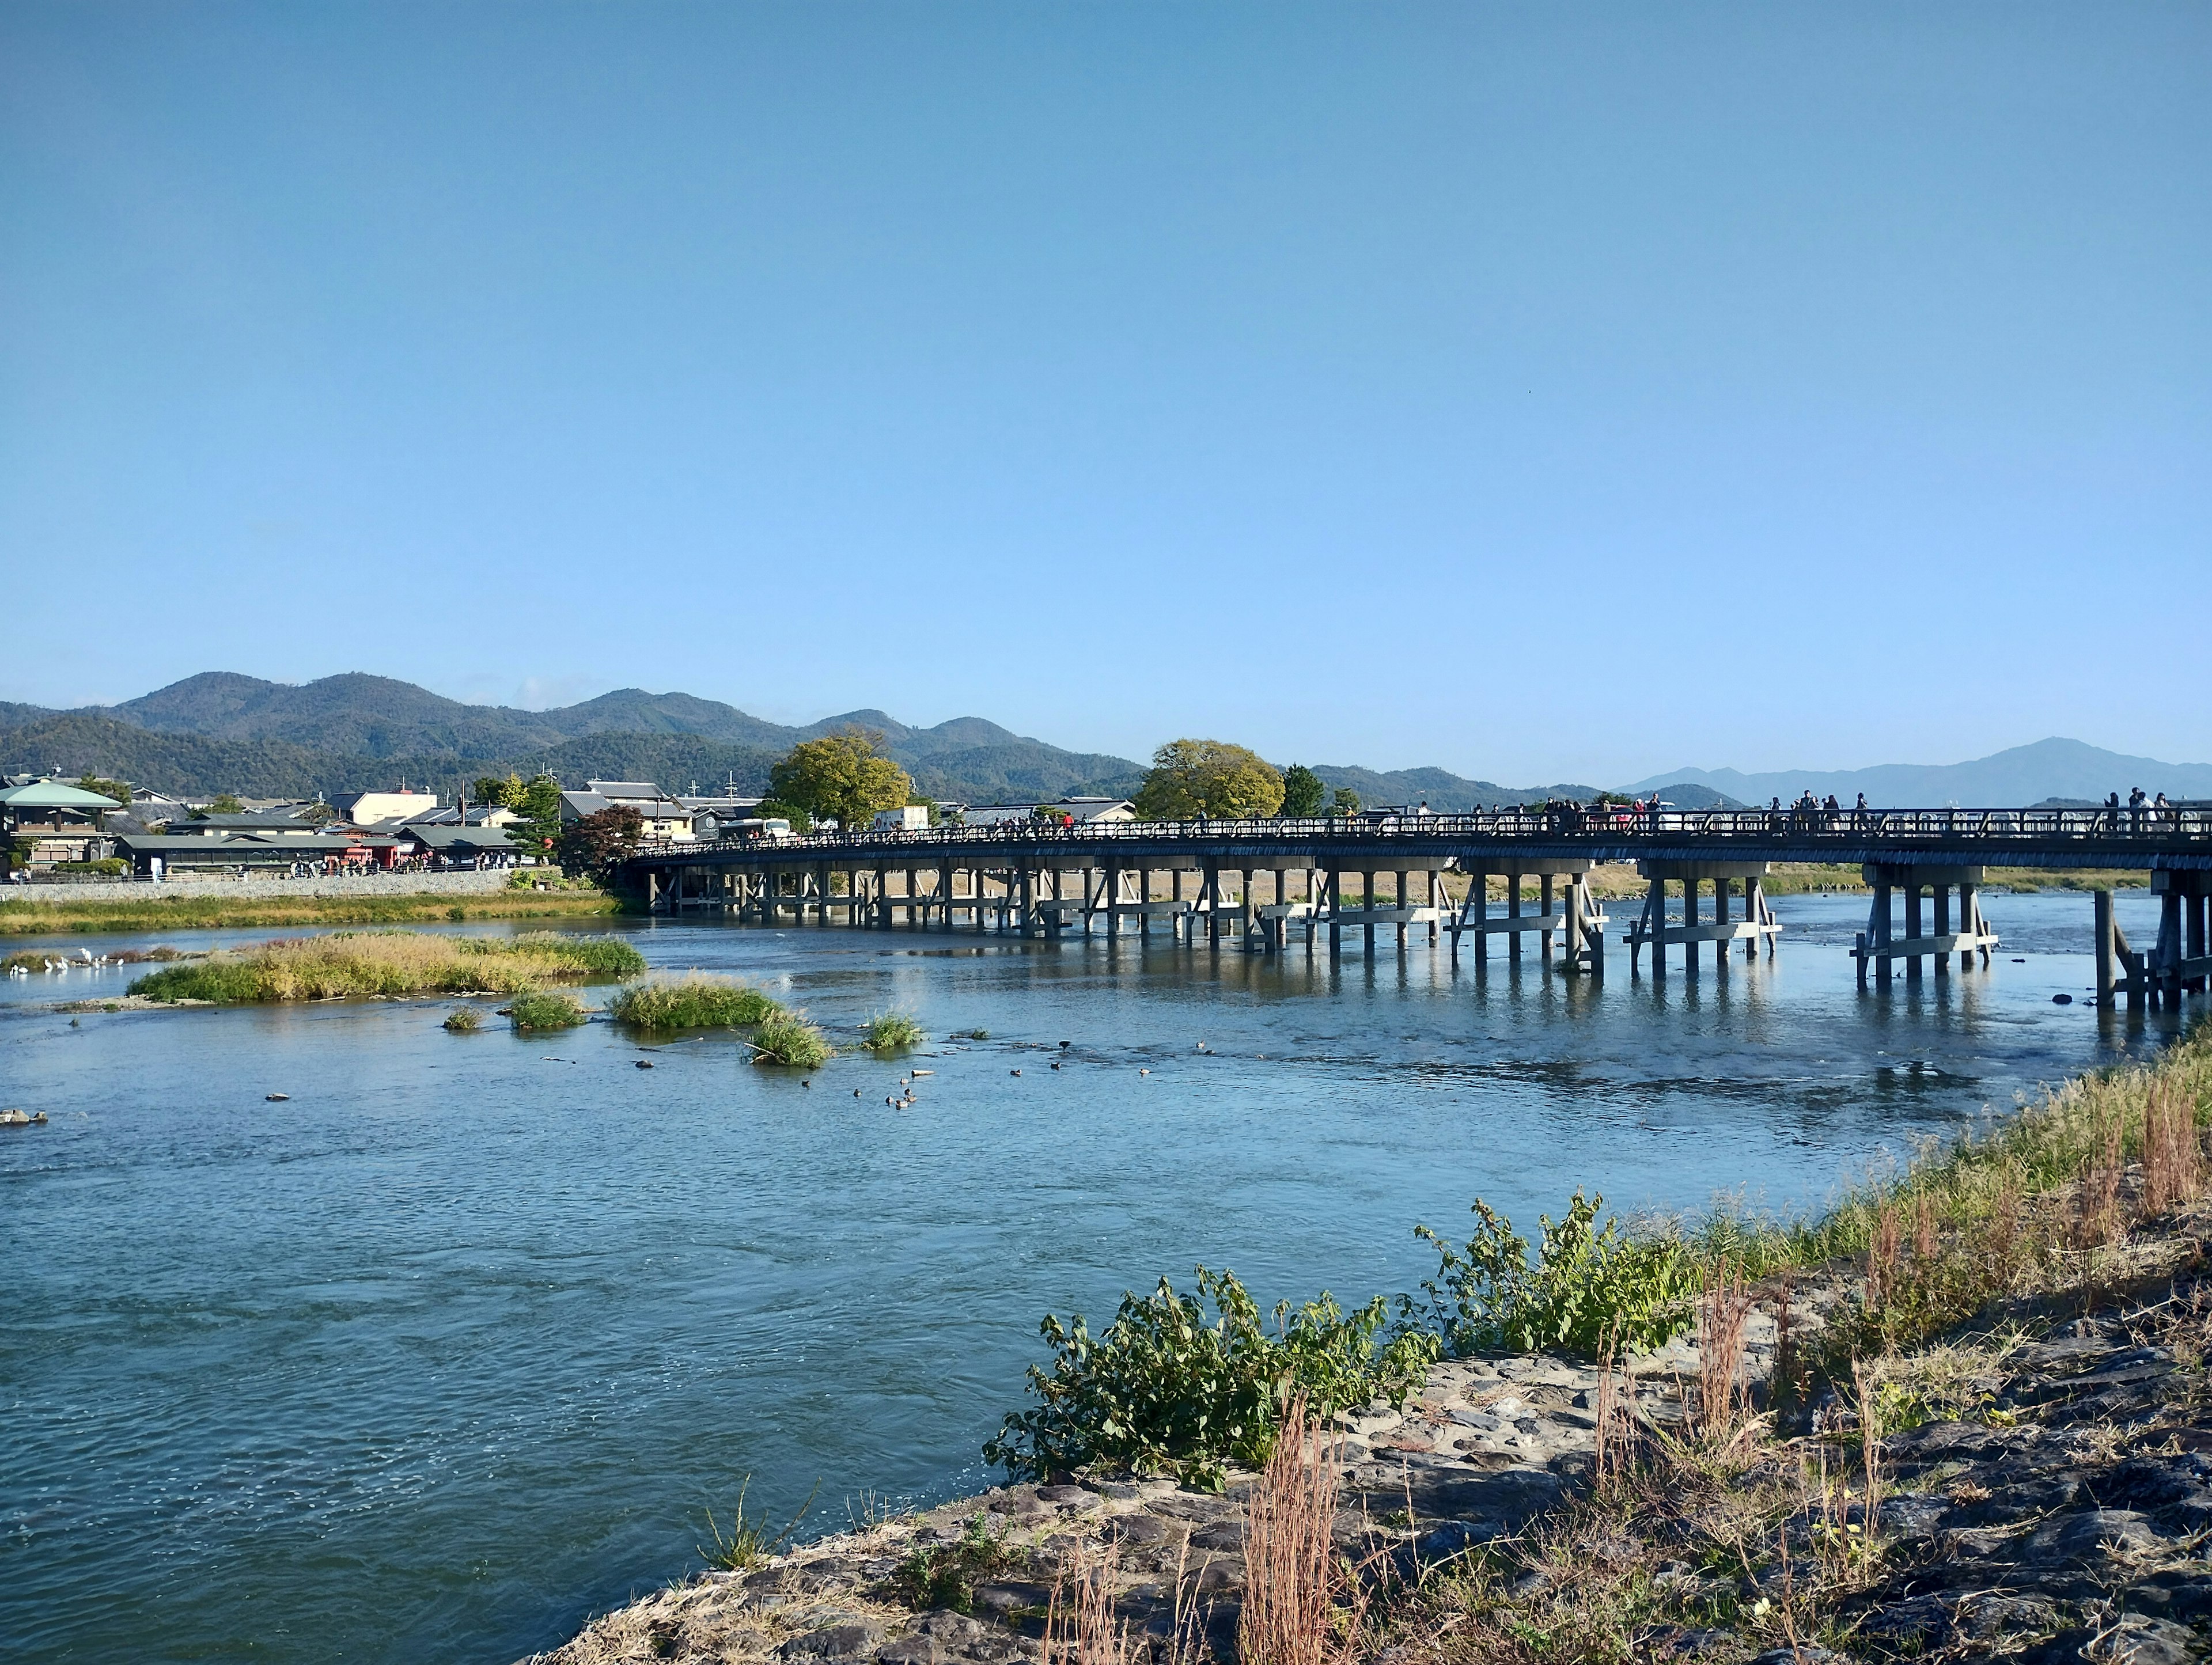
[441,1007,483,1033]
[610,976,779,1030]
[751,1010,832,1068]
[696,1476,816,1572]
[509,991,586,1031]
[862,1011,927,1051]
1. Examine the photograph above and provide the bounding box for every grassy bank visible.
[127,930,646,1003]
[0,888,625,938]
[607,973,834,1066]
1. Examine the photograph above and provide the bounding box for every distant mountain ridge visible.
[1622,738,2212,809]
[4,674,2201,811]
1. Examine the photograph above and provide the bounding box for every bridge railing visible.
[626,804,2212,863]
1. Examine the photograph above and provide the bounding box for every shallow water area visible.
[0,890,2192,1664]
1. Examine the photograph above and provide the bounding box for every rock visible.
[1105,1514,1172,1545]
[2024,1508,2169,1566]
[877,1639,937,1665]
[2023,1616,2198,1665]
[1188,1521,1244,1551]
[779,1621,886,1660]
[971,1581,1052,1618]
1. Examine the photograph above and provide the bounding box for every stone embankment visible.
[530,1215,2212,1665]
[9,868,531,902]
[525,1334,1759,1665]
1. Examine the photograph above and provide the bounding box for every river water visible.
[0,889,2188,1663]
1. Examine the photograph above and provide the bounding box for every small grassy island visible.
[609,974,833,1066]
[126,930,645,1003]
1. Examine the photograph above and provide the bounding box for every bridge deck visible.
[622,806,2212,875]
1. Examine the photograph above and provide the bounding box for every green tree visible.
[473,773,525,809]
[1329,786,1361,818]
[768,729,912,832]
[555,804,644,878]
[201,793,244,817]
[1278,764,1324,819]
[515,774,563,854]
[75,774,131,809]
[1132,740,1284,821]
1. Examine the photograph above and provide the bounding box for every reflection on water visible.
[0,888,2191,1664]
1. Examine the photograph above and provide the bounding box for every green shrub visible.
[862,1011,926,1051]
[984,1266,1438,1492]
[442,1007,483,1033]
[3,950,62,973]
[131,957,267,1003]
[1406,1190,1699,1359]
[611,976,778,1030]
[892,1514,1012,1613]
[509,991,587,1031]
[751,1010,832,1068]
[54,858,128,875]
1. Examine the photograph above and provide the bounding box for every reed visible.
[509,991,586,1031]
[1692,1261,1752,1441]
[128,930,642,1004]
[862,1011,927,1052]
[1238,1394,1357,1665]
[609,976,778,1030]
[751,1010,832,1068]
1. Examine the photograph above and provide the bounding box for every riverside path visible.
[616,804,2212,1014]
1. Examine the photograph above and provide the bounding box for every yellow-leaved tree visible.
[1132,740,1284,821]
[768,728,913,832]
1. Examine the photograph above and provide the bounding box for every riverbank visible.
[0,881,623,936]
[530,1026,2211,1665]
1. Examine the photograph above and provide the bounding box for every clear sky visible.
[3,3,2206,784]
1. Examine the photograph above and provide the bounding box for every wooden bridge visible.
[616,805,2212,1012]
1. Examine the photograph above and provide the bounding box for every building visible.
[872,805,931,832]
[407,823,525,868]
[0,777,127,870]
[677,793,764,839]
[331,788,441,826]
[111,828,402,878]
[562,782,696,840]
[962,797,1137,827]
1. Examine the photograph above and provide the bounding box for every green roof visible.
[0,780,125,810]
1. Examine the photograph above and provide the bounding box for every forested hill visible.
[0,672,1592,809]
[0,674,1150,803]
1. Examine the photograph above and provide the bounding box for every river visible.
[0,889,2184,1663]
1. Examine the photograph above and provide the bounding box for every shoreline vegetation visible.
[536,1023,2211,1665]
[126,931,646,1003]
[0,886,624,938]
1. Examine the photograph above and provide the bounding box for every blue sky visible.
[3,3,2206,783]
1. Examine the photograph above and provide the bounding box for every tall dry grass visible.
[1692,1263,1752,1440]
[2145,1077,2205,1215]
[130,930,643,1003]
[1238,1394,1358,1665]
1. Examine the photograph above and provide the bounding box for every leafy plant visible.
[985,1266,1436,1493]
[751,1010,831,1068]
[1407,1190,1699,1359]
[893,1514,1013,1612]
[862,1011,926,1051]
[612,976,778,1030]
[441,1006,483,1033]
[696,1476,817,1571]
[510,990,587,1031]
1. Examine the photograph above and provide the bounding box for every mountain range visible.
[1622,738,2212,809]
[0,673,1593,809]
[1,673,2202,811]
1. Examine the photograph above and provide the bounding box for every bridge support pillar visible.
[1854,865,1997,984]
[2149,870,2212,1003]
[1633,861,1779,974]
[1450,859,1604,973]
